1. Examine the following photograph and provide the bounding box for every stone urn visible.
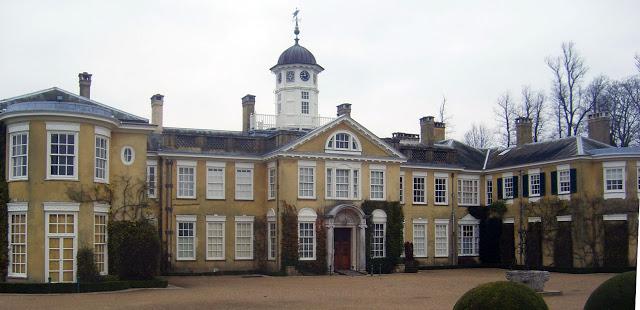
[505,270,550,292]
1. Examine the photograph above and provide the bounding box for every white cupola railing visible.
[250,113,334,131]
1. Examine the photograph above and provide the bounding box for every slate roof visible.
[272,43,323,70]
[0,87,148,124]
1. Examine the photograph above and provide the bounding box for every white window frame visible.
[298,208,317,260]
[177,160,197,199]
[369,165,386,201]
[44,202,79,283]
[325,162,361,200]
[267,209,277,260]
[8,123,29,181]
[458,215,480,257]
[413,172,427,204]
[298,161,316,199]
[120,146,135,166]
[399,172,405,204]
[528,168,541,200]
[412,219,428,257]
[235,163,254,200]
[434,173,449,205]
[301,101,309,114]
[206,161,225,200]
[93,205,109,275]
[557,164,571,195]
[603,161,626,199]
[94,127,110,183]
[267,162,276,200]
[46,122,80,180]
[371,209,387,258]
[7,202,28,278]
[457,175,480,206]
[434,219,449,258]
[176,215,197,261]
[324,130,362,155]
[486,176,493,205]
[235,216,254,260]
[146,160,157,198]
[503,172,514,200]
[206,215,226,261]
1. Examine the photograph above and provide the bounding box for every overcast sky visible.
[1,1,638,140]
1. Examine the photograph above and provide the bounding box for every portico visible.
[325,204,367,273]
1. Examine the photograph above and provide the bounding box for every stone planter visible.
[505,270,550,292]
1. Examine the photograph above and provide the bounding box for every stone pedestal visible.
[505,270,550,292]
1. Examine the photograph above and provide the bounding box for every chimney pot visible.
[419,116,436,145]
[78,72,92,99]
[337,103,352,117]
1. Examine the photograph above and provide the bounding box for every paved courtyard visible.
[0,268,616,309]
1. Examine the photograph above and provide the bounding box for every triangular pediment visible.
[275,116,405,160]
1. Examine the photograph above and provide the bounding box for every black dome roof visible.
[274,42,322,68]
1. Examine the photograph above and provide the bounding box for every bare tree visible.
[584,75,609,113]
[635,54,640,72]
[601,77,640,146]
[494,91,515,147]
[518,86,547,142]
[546,42,591,137]
[438,95,454,135]
[464,123,494,148]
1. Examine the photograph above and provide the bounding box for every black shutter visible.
[522,174,529,198]
[497,178,503,200]
[570,168,577,193]
[539,173,546,196]
[551,171,558,195]
[513,176,519,198]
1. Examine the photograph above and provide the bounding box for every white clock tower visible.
[270,17,324,129]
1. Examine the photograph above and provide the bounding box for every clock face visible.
[277,72,282,83]
[286,71,295,82]
[300,70,310,81]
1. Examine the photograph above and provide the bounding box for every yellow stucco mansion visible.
[2,27,639,283]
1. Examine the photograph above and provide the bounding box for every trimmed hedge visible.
[454,281,548,310]
[0,278,168,294]
[109,220,160,280]
[585,271,636,310]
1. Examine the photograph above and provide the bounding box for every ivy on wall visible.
[254,216,268,272]
[362,200,403,274]
[297,217,327,275]
[0,124,8,281]
[280,202,298,271]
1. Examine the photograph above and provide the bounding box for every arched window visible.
[325,131,362,154]
[298,208,317,260]
[371,209,387,258]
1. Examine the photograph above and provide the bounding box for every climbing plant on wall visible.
[280,202,298,271]
[362,200,403,274]
[254,215,268,272]
[297,217,327,275]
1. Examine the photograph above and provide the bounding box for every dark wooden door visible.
[604,221,628,268]
[526,222,543,269]
[334,228,351,270]
[500,223,515,266]
[554,221,573,268]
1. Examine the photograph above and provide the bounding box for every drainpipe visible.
[450,172,457,266]
[275,159,280,272]
[518,169,525,269]
[157,156,164,273]
[165,159,174,270]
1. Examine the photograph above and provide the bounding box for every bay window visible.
[47,122,79,180]
[8,123,29,181]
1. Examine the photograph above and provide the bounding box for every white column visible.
[358,223,367,271]
[326,223,335,274]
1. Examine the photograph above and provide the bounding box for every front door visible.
[334,228,351,270]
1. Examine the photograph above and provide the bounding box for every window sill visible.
[370,198,386,201]
[558,194,571,200]
[412,202,427,205]
[176,258,196,262]
[176,197,197,200]
[7,177,28,182]
[457,254,479,257]
[205,258,226,261]
[528,196,540,202]
[299,257,316,261]
[434,202,448,206]
[434,255,449,258]
[234,258,254,261]
[206,197,226,200]
[604,192,626,199]
[45,177,79,181]
[235,198,255,201]
[414,255,427,258]
[297,196,317,200]
[458,204,480,207]
[7,274,27,279]
[94,179,109,184]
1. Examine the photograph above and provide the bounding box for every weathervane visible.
[293,8,300,44]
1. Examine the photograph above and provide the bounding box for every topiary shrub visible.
[584,271,636,310]
[454,281,548,310]
[109,220,160,280]
[77,247,99,283]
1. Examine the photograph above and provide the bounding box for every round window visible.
[121,146,135,165]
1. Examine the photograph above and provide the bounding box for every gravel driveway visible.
[0,268,615,310]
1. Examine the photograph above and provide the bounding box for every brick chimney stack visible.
[434,121,446,142]
[515,117,533,146]
[150,94,164,133]
[242,94,256,133]
[420,116,436,145]
[78,72,92,99]
[587,112,612,145]
[337,103,352,117]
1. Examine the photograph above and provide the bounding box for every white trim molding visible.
[206,215,226,222]
[7,122,29,133]
[556,215,572,222]
[503,217,515,224]
[46,122,80,132]
[603,214,628,221]
[528,217,541,223]
[176,214,197,222]
[93,203,110,214]
[7,202,28,212]
[43,202,80,212]
[94,126,111,138]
